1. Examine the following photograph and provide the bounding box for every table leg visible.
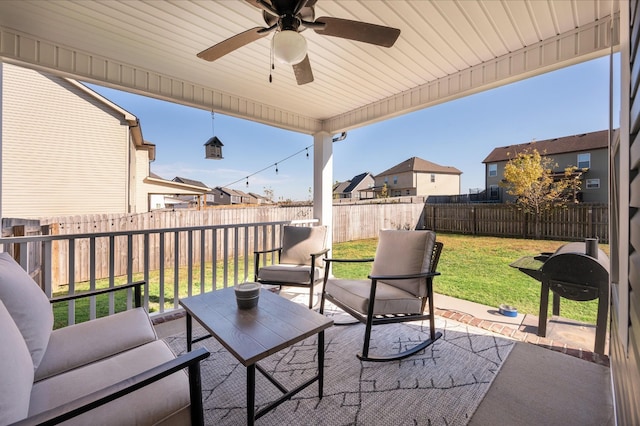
[247,364,256,426]
[318,330,325,399]
[186,312,193,352]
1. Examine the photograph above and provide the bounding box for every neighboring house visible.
[373,157,462,198]
[248,192,272,204]
[332,181,351,199]
[0,63,207,218]
[333,172,375,200]
[172,177,214,208]
[213,187,255,205]
[482,130,610,203]
[147,173,210,210]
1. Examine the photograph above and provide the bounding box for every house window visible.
[488,164,497,177]
[586,178,600,189]
[431,174,435,183]
[489,185,499,200]
[384,177,388,184]
[393,176,398,184]
[578,153,591,169]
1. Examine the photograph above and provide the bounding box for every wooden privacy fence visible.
[6,201,608,288]
[422,203,609,242]
[31,203,424,286]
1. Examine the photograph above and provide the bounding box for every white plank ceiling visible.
[0,0,619,135]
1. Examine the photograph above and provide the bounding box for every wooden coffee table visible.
[179,286,333,425]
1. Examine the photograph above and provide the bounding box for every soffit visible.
[0,0,619,135]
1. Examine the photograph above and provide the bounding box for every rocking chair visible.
[319,229,443,362]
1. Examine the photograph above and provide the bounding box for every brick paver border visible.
[434,308,610,367]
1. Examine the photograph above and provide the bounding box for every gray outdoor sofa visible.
[0,252,209,426]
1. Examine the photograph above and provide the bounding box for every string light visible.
[219,143,313,189]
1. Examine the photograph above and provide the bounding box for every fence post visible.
[472,207,477,235]
[432,205,436,231]
[12,225,24,262]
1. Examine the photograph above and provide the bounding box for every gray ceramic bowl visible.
[235,283,261,309]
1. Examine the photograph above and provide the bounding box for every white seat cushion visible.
[325,278,422,315]
[258,264,322,285]
[0,252,53,370]
[0,299,34,425]
[29,340,191,426]
[35,307,158,382]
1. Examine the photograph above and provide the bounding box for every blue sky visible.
[88,54,619,201]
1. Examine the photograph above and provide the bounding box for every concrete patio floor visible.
[154,289,614,425]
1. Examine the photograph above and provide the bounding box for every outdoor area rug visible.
[165,302,514,426]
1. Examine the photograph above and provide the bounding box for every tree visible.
[263,186,274,203]
[500,149,582,237]
[379,183,389,198]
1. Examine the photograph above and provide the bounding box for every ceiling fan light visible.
[273,30,307,65]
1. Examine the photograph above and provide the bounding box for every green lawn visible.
[332,234,604,324]
[53,234,604,328]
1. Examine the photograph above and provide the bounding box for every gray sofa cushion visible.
[35,307,158,382]
[325,278,422,315]
[0,299,34,425]
[258,264,322,284]
[280,225,327,267]
[371,230,436,298]
[29,340,191,426]
[0,252,53,370]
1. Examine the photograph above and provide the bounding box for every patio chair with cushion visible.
[319,229,443,362]
[0,252,209,426]
[254,225,329,309]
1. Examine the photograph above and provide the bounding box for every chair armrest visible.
[368,271,441,281]
[311,248,330,258]
[324,257,374,265]
[253,247,282,255]
[11,347,210,426]
[50,281,145,309]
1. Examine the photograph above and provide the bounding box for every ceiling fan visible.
[197,0,401,85]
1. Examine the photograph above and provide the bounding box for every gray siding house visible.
[482,130,610,203]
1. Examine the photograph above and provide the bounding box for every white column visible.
[313,131,333,251]
[0,62,4,220]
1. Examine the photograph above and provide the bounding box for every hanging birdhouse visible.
[204,136,224,160]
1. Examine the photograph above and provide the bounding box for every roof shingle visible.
[482,130,611,163]
[377,157,462,176]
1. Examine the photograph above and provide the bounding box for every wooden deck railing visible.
[0,219,316,324]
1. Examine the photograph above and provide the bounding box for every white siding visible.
[2,63,129,218]
[134,148,150,213]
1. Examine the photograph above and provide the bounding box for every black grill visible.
[511,239,609,355]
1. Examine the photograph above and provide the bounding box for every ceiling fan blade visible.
[293,55,314,85]
[313,17,401,47]
[244,0,278,16]
[197,27,269,62]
